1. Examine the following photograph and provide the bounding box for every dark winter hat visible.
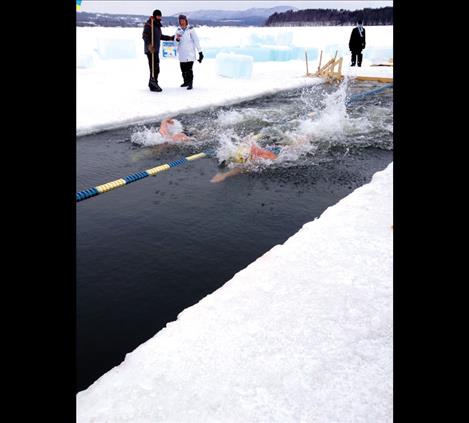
[357,19,363,25]
[153,9,162,17]
[178,14,188,21]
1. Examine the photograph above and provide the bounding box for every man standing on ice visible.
[349,19,366,67]
[142,9,175,92]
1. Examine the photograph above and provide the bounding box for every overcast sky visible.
[80,1,393,16]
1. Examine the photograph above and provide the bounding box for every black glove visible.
[198,52,204,63]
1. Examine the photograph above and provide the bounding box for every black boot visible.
[180,72,189,87]
[150,83,162,92]
[150,84,162,92]
[186,69,193,90]
[149,78,162,92]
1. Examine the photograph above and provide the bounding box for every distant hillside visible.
[76,12,147,27]
[265,7,393,26]
[171,6,298,21]
[76,6,299,27]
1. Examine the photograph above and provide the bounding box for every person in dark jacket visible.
[349,20,366,67]
[142,9,175,92]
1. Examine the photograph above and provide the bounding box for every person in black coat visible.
[142,9,175,92]
[349,20,366,67]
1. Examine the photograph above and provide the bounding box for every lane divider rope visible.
[76,151,210,202]
[346,83,393,104]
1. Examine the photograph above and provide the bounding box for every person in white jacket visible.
[175,15,203,90]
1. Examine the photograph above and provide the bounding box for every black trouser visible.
[351,50,363,66]
[146,53,160,81]
[180,61,194,84]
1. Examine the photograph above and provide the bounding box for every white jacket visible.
[175,25,202,62]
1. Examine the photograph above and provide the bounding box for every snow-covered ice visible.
[77,24,393,422]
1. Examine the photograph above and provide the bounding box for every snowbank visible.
[77,162,393,422]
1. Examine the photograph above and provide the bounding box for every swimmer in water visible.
[159,117,191,142]
[210,134,281,183]
[130,117,192,163]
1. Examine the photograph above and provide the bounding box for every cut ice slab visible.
[216,52,253,79]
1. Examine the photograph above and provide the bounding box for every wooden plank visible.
[320,63,333,75]
[354,76,393,83]
[317,50,323,73]
[318,58,334,74]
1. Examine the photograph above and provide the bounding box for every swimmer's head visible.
[244,133,262,143]
[218,144,249,168]
[233,144,250,163]
[166,119,183,135]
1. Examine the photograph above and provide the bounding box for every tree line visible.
[265,7,393,26]
[76,11,266,27]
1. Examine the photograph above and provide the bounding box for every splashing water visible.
[129,80,392,171]
[130,119,185,147]
[215,129,245,165]
[166,119,184,136]
[130,126,166,147]
[297,80,371,140]
[216,110,246,127]
[214,130,303,173]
